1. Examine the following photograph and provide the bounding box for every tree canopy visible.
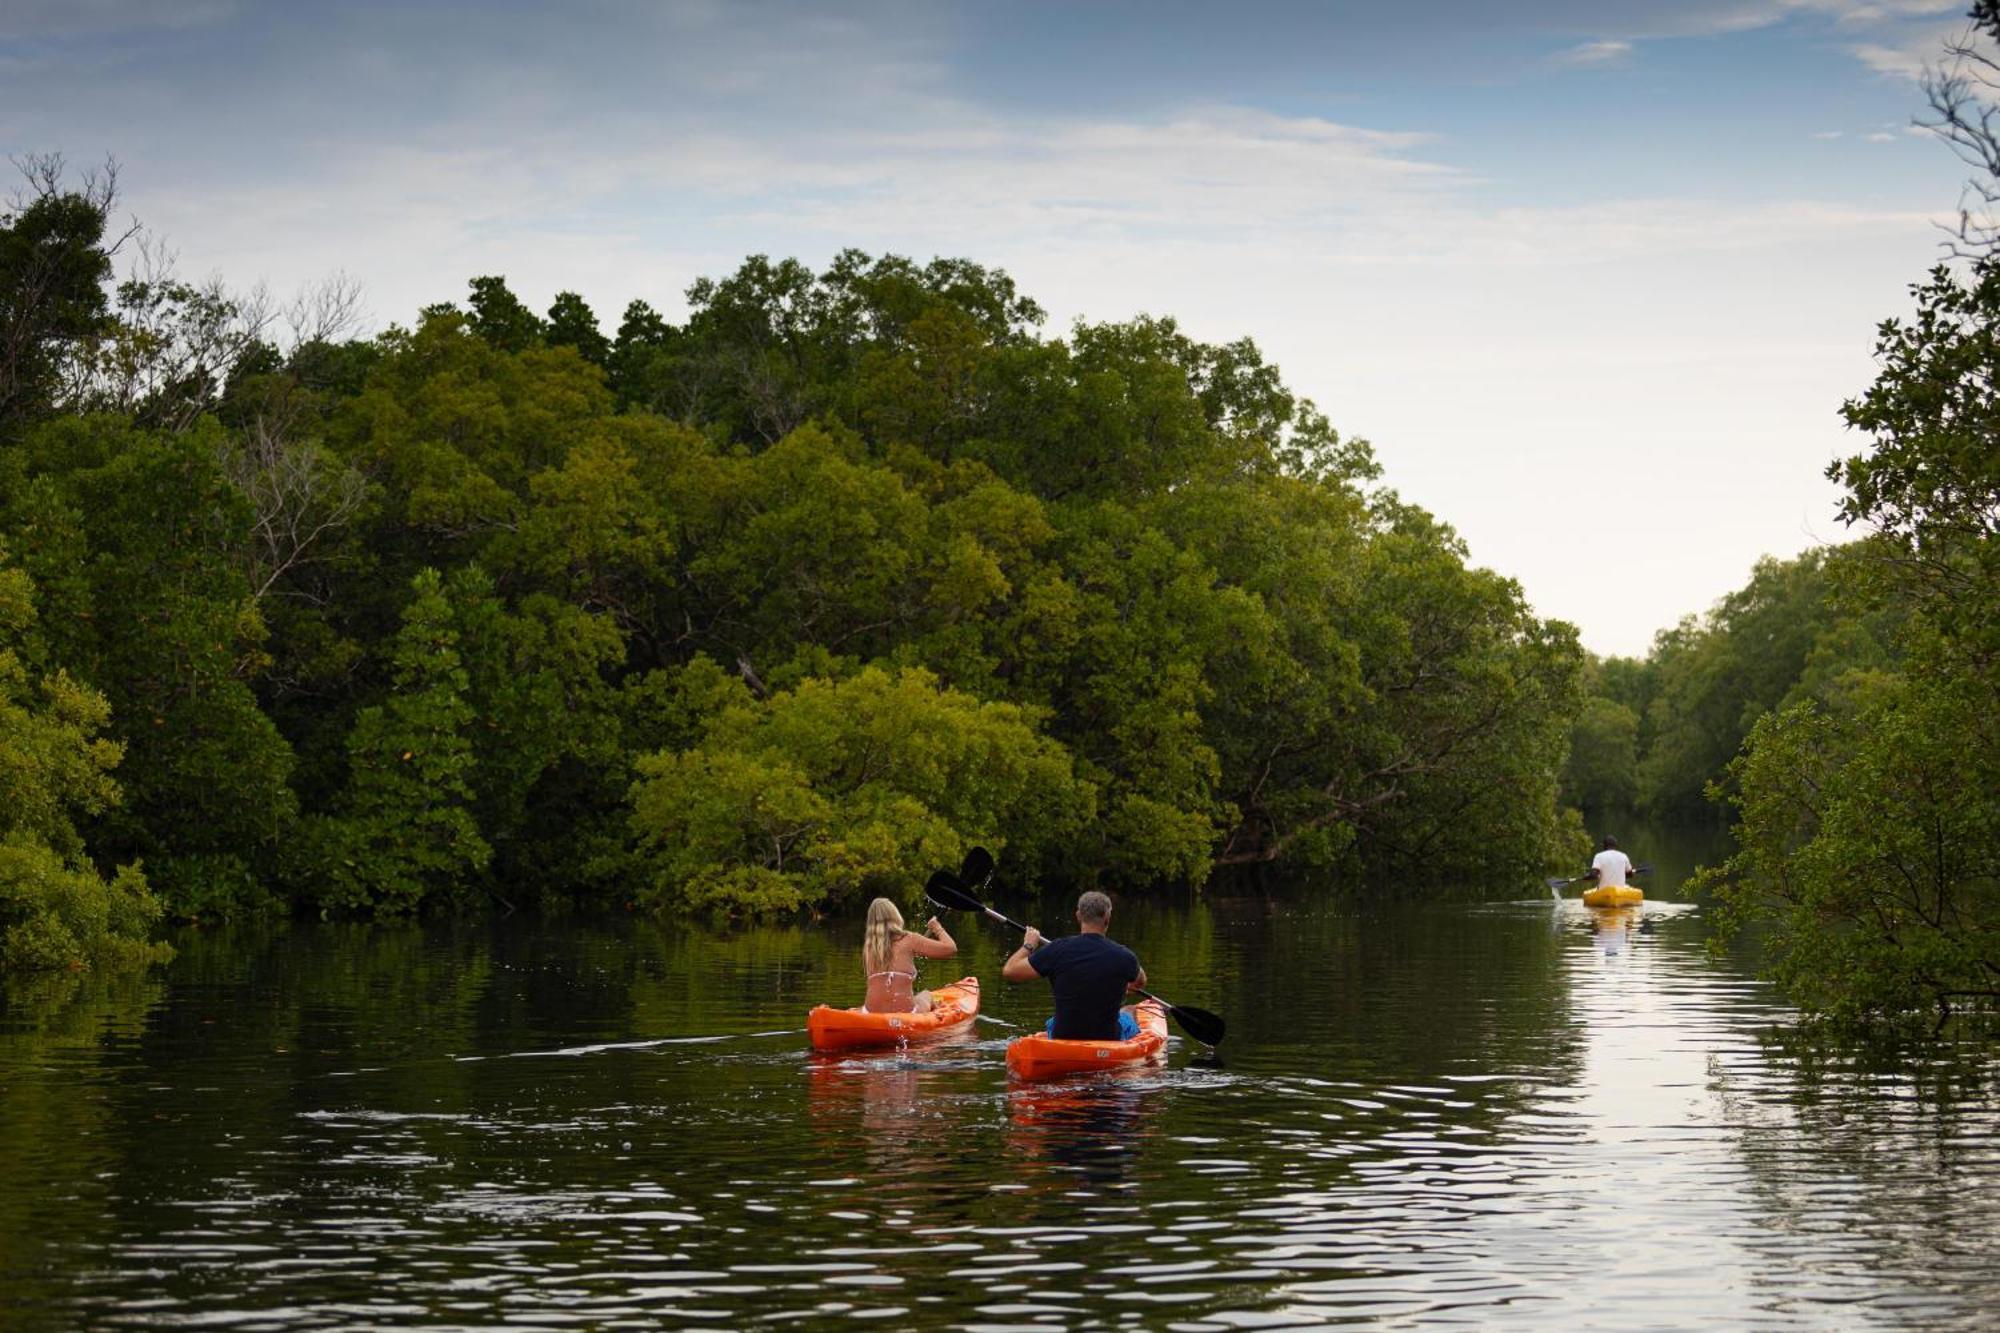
[0,169,1587,961]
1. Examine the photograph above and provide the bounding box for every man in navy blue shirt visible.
[1001,891,1147,1040]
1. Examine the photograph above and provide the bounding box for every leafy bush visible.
[630,663,1093,914]
[0,541,168,973]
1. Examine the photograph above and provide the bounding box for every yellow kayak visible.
[1581,884,1643,908]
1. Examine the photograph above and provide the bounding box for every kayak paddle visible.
[1545,863,1653,898]
[1129,986,1226,1048]
[925,872,1226,1048]
[958,846,996,891]
[925,869,1012,927]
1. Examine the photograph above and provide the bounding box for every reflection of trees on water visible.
[1713,1034,2000,1315]
[0,971,164,1320]
[3,923,506,1320]
[1161,892,1587,1108]
[1596,812,1736,899]
[30,899,1941,1327]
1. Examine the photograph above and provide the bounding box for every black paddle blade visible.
[924,870,983,914]
[1168,1003,1226,1048]
[959,846,995,888]
[1545,877,1573,891]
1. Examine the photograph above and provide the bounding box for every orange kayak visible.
[1005,1000,1168,1081]
[1582,885,1643,908]
[807,977,979,1051]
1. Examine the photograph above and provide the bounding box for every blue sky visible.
[0,0,1979,653]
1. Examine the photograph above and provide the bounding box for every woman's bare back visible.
[863,917,957,1013]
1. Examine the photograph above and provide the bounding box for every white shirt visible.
[1591,848,1632,887]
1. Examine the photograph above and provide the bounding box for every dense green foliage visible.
[1695,263,2000,1026]
[0,538,167,972]
[0,162,115,433]
[629,663,1091,913]
[0,175,1588,947]
[1560,546,1898,827]
[305,568,493,914]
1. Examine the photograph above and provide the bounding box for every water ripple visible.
[4,903,1997,1328]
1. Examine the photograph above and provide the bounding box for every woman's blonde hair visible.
[863,897,905,974]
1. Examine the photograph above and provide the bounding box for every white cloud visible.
[1793,0,1963,21]
[1851,36,1943,80]
[1555,38,1635,65]
[720,107,1460,251]
[1846,18,1996,83]
[1545,1,1971,81]
[141,100,1463,286]
[1534,0,1957,41]
[6,1,1961,657]
[1814,129,1848,138]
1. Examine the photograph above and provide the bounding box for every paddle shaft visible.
[1132,986,1167,1006]
[1548,862,1654,890]
[979,903,1032,935]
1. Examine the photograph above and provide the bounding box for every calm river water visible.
[4,874,1999,1329]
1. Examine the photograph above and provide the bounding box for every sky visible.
[0,0,1982,655]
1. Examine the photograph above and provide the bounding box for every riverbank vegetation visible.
[0,157,1586,963]
[1555,10,2000,1026]
[1558,543,1901,829]
[11,4,1996,1025]
[1560,269,1997,1026]
[1694,256,2000,1027]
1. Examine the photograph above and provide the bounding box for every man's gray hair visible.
[1076,890,1113,925]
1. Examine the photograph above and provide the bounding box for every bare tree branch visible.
[1921,19,2000,261]
[219,419,372,603]
[285,271,367,348]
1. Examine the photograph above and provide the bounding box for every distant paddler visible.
[1581,836,1644,907]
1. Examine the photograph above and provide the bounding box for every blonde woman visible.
[862,897,957,1014]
